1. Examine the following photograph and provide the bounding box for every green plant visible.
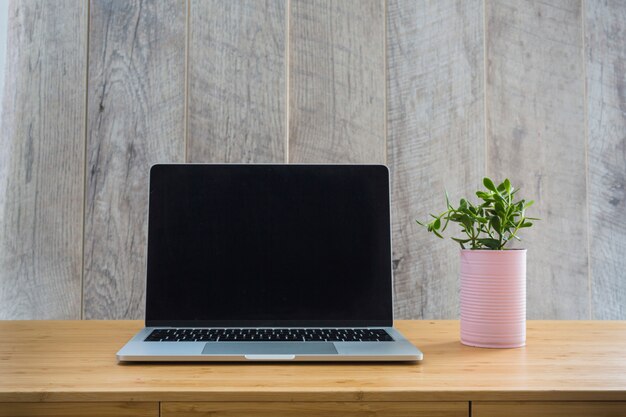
[416,178,538,250]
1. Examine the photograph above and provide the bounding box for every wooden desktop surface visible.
[1,320,625,404]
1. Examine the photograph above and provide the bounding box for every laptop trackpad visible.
[202,342,337,355]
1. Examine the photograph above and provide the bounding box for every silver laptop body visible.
[117,164,423,362]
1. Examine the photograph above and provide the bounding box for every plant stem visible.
[509,217,525,242]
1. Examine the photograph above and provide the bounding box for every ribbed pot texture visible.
[460,249,526,348]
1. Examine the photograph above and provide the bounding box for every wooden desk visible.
[1,321,625,416]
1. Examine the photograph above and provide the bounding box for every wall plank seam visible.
[184,0,190,162]
[285,0,290,163]
[80,0,92,320]
[581,0,592,320]
[383,0,389,167]
[483,0,488,181]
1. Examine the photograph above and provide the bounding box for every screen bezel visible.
[144,164,394,328]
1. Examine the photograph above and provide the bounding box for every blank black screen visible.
[145,165,392,327]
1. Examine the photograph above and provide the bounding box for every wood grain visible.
[2,320,626,402]
[161,402,468,417]
[386,0,485,319]
[485,0,589,319]
[289,0,385,163]
[0,402,157,417]
[84,0,185,319]
[0,0,86,319]
[1,0,626,323]
[473,401,626,417]
[585,1,626,319]
[187,0,285,163]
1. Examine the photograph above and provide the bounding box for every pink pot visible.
[460,249,526,348]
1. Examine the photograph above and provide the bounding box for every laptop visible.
[117,164,423,361]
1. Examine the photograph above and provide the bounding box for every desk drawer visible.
[473,402,626,417]
[0,402,158,417]
[161,402,468,417]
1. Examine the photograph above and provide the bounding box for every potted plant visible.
[416,178,538,348]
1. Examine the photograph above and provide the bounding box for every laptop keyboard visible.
[144,328,394,342]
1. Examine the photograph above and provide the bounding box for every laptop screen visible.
[145,164,393,327]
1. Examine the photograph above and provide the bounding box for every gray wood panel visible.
[0,0,86,319]
[289,0,385,163]
[187,0,285,163]
[387,0,485,319]
[585,0,626,319]
[1,0,625,321]
[486,0,589,319]
[84,0,185,319]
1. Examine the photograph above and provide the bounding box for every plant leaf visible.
[483,177,497,192]
[478,238,501,249]
[449,213,463,222]
[489,216,501,234]
[476,191,492,201]
[451,237,471,243]
[504,178,511,193]
[460,215,473,232]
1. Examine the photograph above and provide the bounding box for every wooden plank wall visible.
[485,0,589,319]
[289,0,386,163]
[188,0,285,163]
[387,0,484,319]
[0,0,624,320]
[0,0,87,319]
[83,0,186,319]
[585,0,626,319]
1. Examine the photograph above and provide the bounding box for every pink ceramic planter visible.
[460,249,526,348]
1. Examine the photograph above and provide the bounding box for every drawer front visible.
[473,402,626,417]
[0,402,158,417]
[161,401,469,417]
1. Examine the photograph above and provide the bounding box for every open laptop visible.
[117,164,423,361]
